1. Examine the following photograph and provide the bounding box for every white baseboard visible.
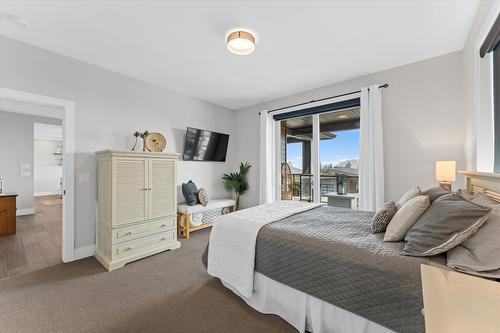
[34,191,61,197]
[74,244,96,260]
[17,208,35,216]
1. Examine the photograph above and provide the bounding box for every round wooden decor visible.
[144,132,166,152]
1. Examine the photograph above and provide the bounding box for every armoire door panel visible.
[114,158,148,225]
[149,159,175,219]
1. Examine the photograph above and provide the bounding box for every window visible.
[480,13,500,172]
[276,98,361,205]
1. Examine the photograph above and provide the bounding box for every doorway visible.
[0,87,75,279]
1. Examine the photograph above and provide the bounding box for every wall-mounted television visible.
[183,127,229,162]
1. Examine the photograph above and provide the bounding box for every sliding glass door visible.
[319,108,360,208]
[276,100,360,208]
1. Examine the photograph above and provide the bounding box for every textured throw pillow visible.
[384,195,430,242]
[396,186,421,209]
[447,193,500,278]
[181,180,199,206]
[403,193,490,257]
[422,187,450,203]
[371,201,397,233]
[198,188,209,207]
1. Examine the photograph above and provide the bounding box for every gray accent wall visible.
[0,111,62,211]
[0,36,235,249]
[233,51,467,208]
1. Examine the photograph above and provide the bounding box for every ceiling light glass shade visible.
[227,31,256,55]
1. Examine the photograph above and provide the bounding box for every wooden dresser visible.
[95,150,180,271]
[0,193,17,236]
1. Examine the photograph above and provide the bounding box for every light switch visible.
[79,173,91,183]
[19,163,30,176]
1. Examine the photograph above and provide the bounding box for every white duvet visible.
[207,200,323,297]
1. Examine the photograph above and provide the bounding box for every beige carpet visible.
[0,229,295,333]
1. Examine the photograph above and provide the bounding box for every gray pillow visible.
[456,188,474,200]
[396,186,421,209]
[371,201,397,233]
[181,180,199,206]
[198,188,209,207]
[402,193,490,257]
[422,187,450,203]
[447,193,500,278]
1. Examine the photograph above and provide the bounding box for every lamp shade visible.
[226,30,256,55]
[436,161,456,182]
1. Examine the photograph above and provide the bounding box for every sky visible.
[287,129,359,169]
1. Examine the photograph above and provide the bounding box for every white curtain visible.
[359,84,384,211]
[259,111,274,204]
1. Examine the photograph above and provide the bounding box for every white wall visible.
[34,139,63,196]
[234,52,466,208]
[0,110,62,212]
[0,36,235,249]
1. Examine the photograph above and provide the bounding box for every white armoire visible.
[95,150,180,271]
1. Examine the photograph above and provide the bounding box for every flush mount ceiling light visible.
[226,30,256,55]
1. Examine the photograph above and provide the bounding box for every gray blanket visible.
[203,206,445,333]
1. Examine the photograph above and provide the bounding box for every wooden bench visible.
[177,199,235,239]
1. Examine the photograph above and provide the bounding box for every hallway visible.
[0,195,61,280]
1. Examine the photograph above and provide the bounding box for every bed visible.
[202,172,500,333]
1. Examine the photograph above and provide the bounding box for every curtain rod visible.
[265,83,389,114]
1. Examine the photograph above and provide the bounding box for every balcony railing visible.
[285,173,358,202]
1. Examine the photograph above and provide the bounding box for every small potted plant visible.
[140,130,150,151]
[222,162,251,211]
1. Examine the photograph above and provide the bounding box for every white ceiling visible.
[0,1,479,110]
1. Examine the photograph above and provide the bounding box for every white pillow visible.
[396,186,421,209]
[384,195,430,242]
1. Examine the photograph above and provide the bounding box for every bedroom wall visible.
[0,36,235,250]
[234,51,466,208]
[0,110,62,213]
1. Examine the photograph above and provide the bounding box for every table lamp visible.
[435,161,456,191]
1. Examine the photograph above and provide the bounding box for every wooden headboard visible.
[459,171,500,203]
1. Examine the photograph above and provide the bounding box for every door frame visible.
[272,93,361,203]
[0,87,76,262]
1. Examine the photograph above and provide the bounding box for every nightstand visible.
[421,264,500,333]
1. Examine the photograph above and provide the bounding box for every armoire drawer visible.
[112,230,176,258]
[112,217,176,244]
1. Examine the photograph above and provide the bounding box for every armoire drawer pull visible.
[161,224,166,227]
[124,247,133,251]
[125,231,133,235]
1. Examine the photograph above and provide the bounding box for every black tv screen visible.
[183,127,229,162]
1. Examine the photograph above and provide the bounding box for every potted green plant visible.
[222,162,251,211]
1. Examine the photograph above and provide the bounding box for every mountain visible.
[334,159,359,169]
